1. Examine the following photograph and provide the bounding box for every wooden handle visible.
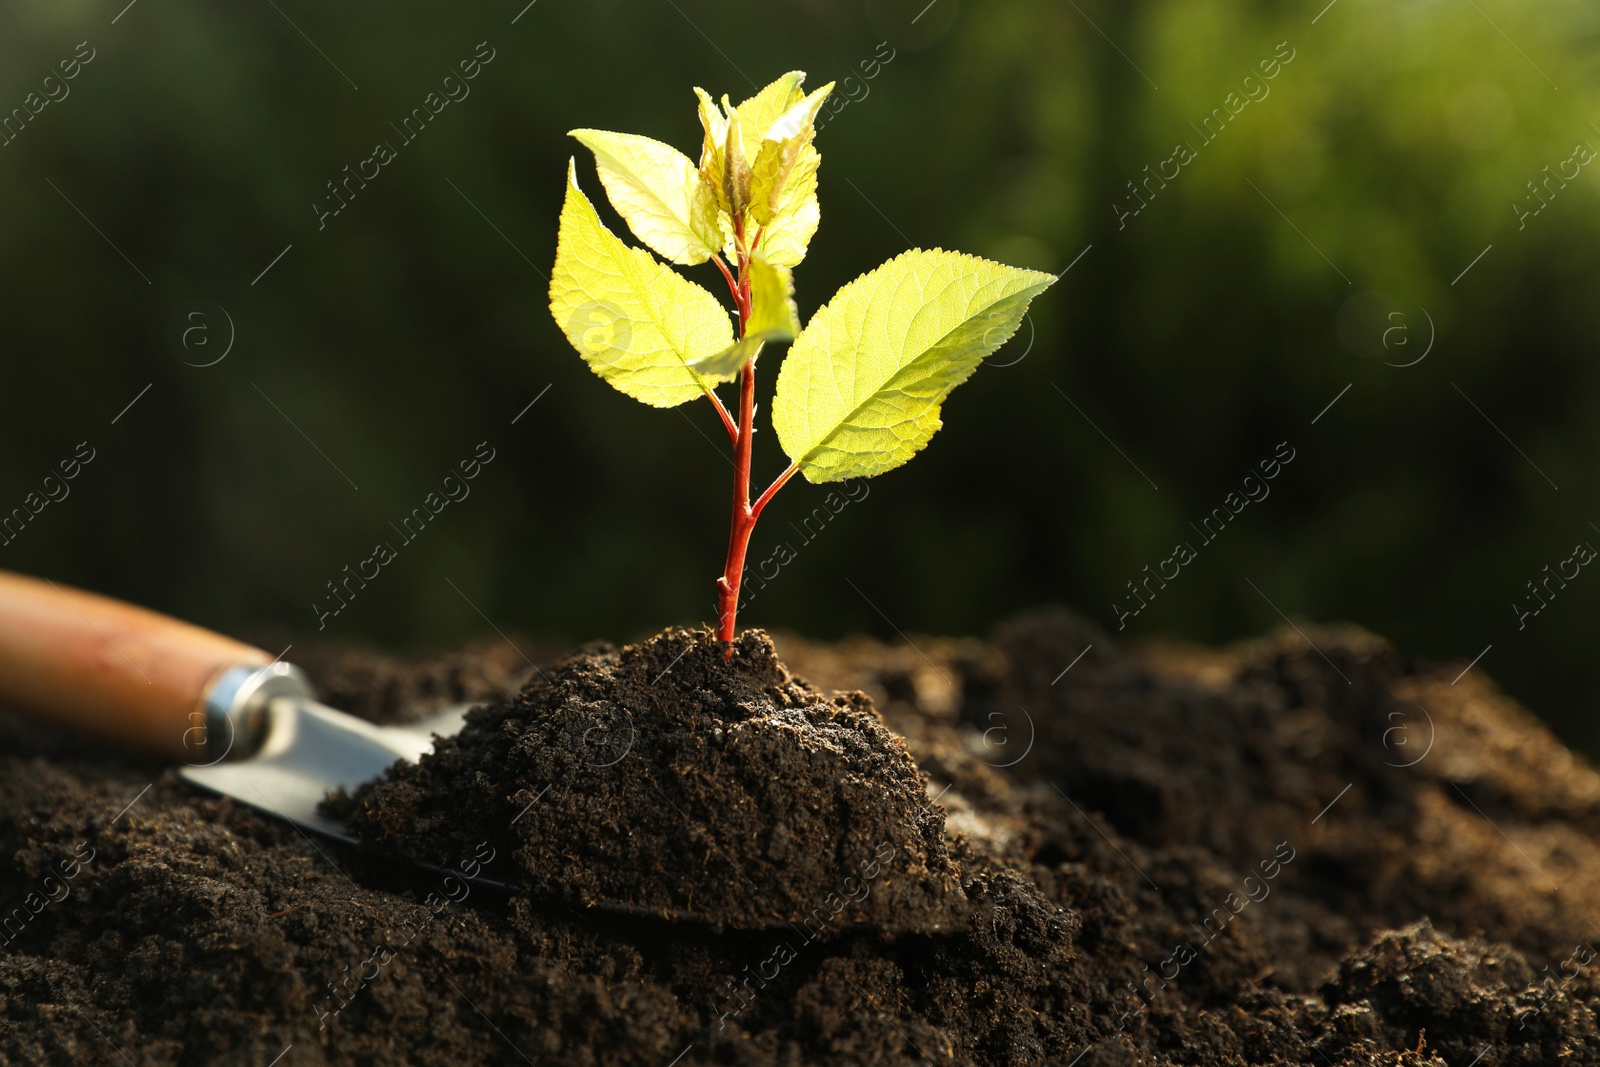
[0,570,274,762]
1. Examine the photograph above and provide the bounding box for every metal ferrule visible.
[200,661,313,763]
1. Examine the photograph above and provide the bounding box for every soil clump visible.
[327,628,968,934]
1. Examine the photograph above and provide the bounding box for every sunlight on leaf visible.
[745,254,801,341]
[750,83,833,227]
[730,71,806,170]
[772,250,1056,481]
[570,129,723,266]
[549,160,736,408]
[693,86,731,212]
[688,255,799,377]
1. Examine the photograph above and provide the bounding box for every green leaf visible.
[688,335,764,380]
[723,72,824,266]
[745,254,801,341]
[749,83,833,227]
[729,72,806,170]
[693,73,823,264]
[772,250,1056,482]
[687,255,799,377]
[549,159,736,408]
[570,129,723,266]
[752,113,823,268]
[692,87,730,210]
[756,178,819,268]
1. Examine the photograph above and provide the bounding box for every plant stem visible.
[715,360,758,651]
[753,462,799,515]
[712,223,795,654]
[705,388,738,443]
[711,253,738,294]
[705,255,743,444]
[715,457,800,649]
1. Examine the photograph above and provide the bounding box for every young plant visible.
[550,71,1056,653]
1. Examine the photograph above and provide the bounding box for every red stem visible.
[706,389,738,443]
[711,253,738,294]
[715,366,758,652]
[713,220,794,654]
[753,462,799,517]
[705,254,742,444]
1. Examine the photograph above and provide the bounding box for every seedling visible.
[550,71,1056,652]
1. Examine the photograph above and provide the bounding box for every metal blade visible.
[180,698,473,841]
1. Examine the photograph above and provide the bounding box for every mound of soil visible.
[2,609,1599,1066]
[325,628,967,933]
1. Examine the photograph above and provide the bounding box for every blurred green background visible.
[2,0,1598,751]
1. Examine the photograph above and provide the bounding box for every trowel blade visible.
[180,699,471,842]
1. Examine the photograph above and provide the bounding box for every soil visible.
[325,628,967,934]
[2,608,1599,1066]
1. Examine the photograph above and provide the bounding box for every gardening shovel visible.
[0,569,471,844]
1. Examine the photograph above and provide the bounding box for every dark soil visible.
[326,628,967,934]
[2,610,1599,1066]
